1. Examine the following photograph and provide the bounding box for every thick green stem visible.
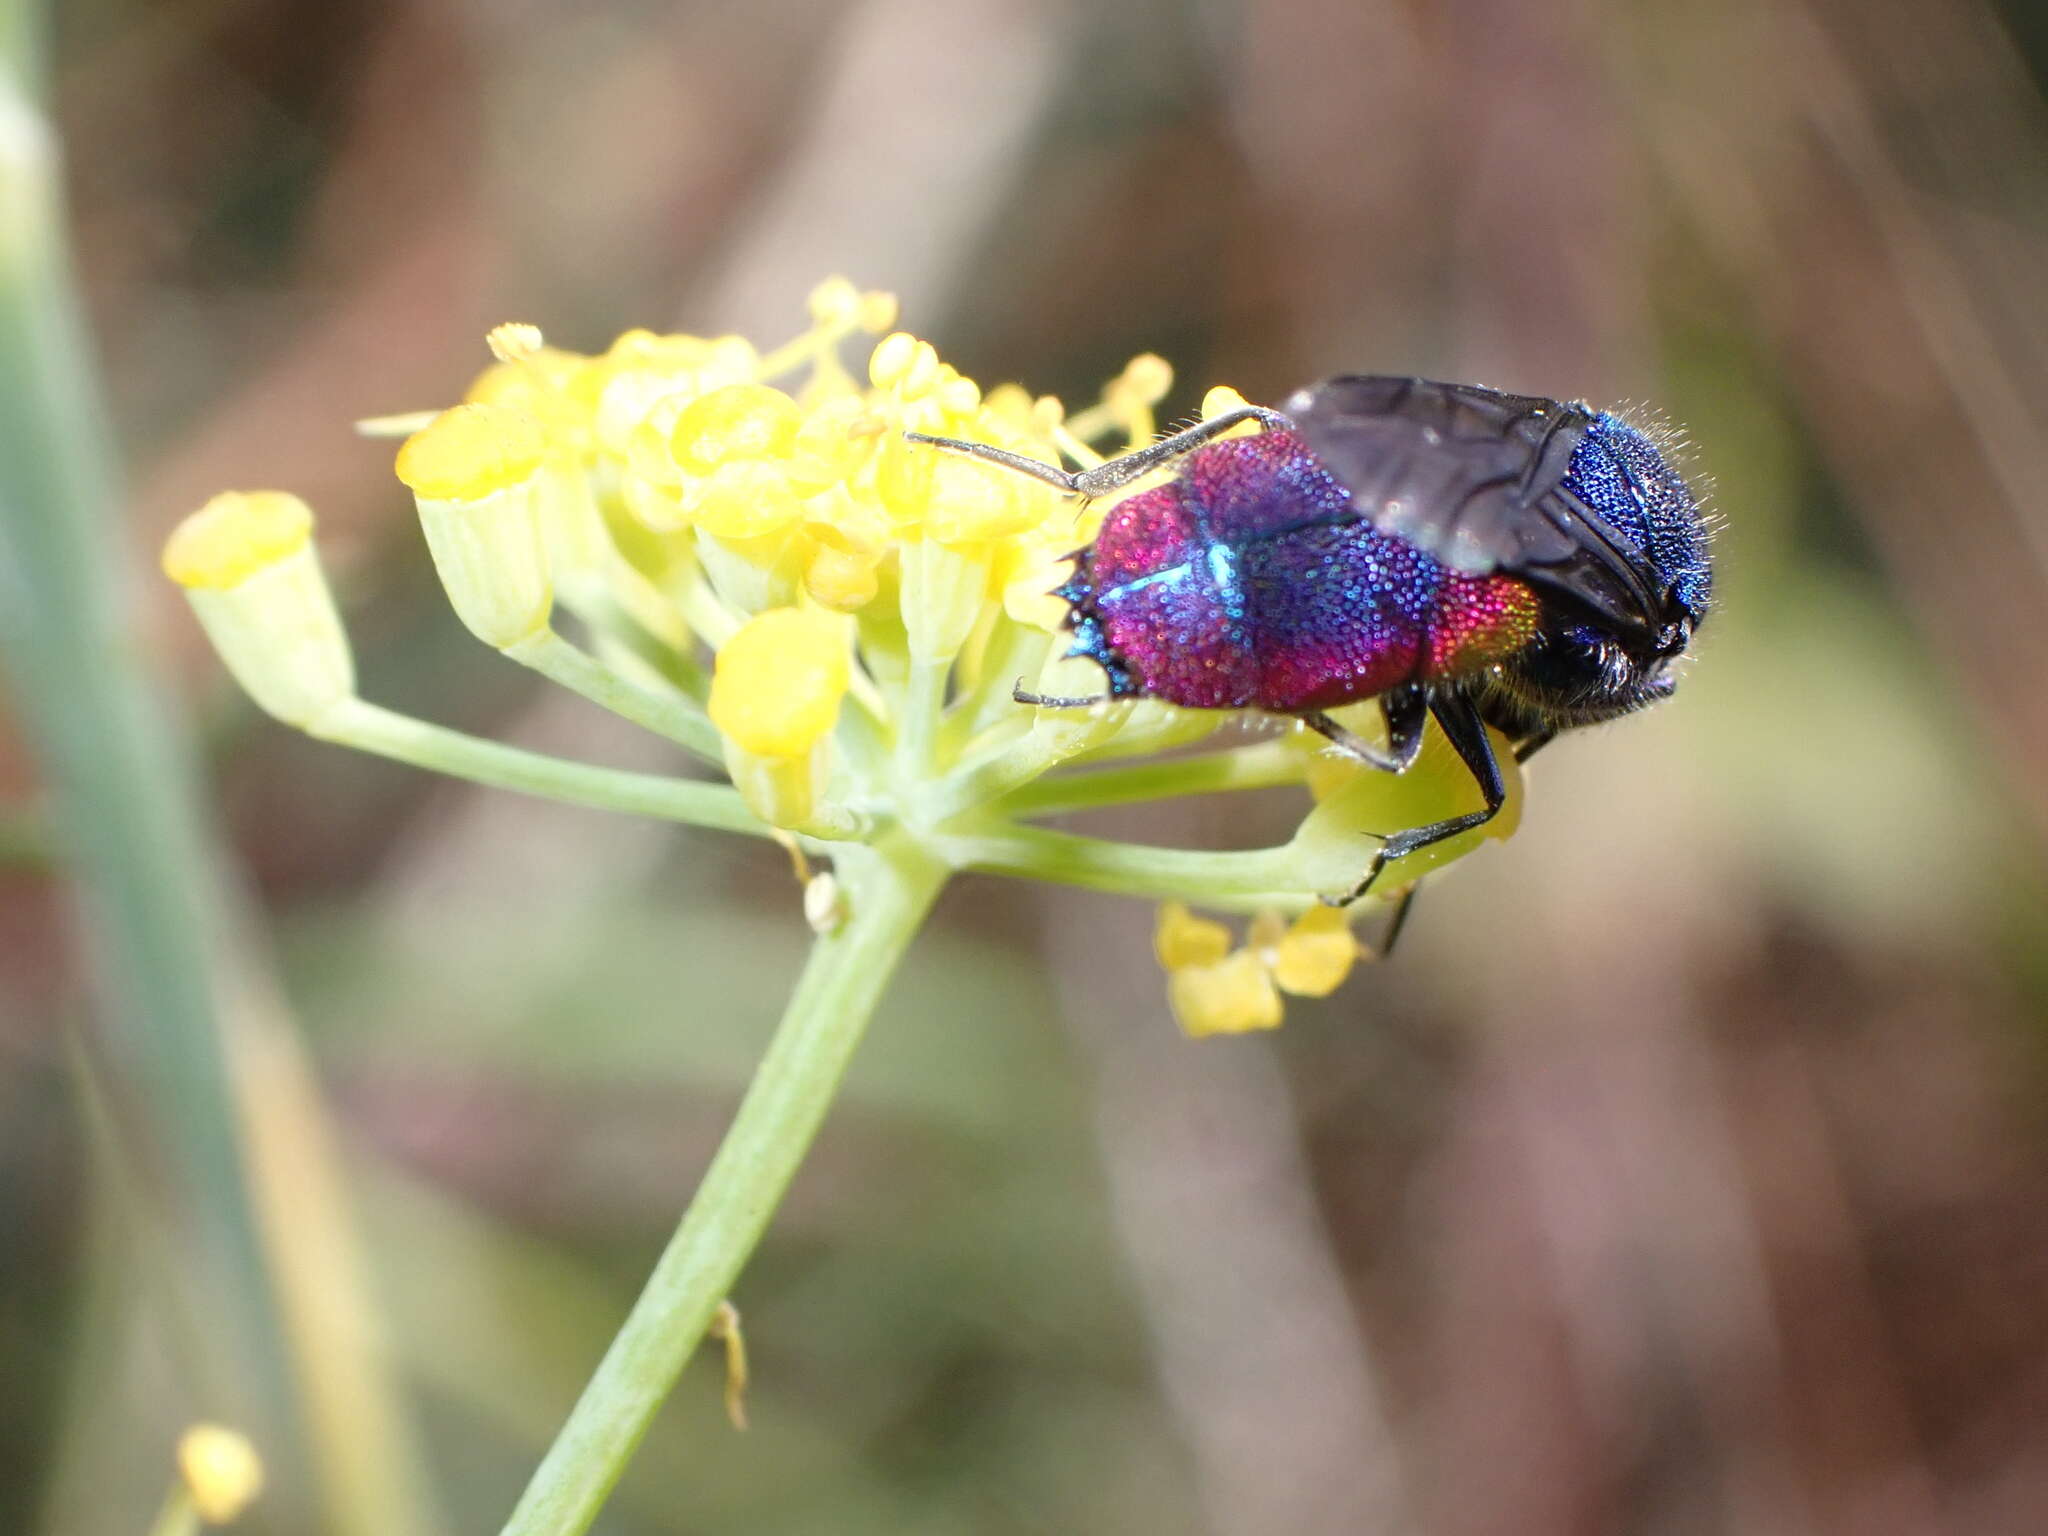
[499,833,949,1536]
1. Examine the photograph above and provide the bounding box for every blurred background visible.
[6,0,2048,1531]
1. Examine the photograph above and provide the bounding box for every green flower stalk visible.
[165,279,1523,1536]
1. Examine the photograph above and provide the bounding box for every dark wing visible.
[1285,375,1663,635]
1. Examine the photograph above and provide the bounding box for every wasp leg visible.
[1013,680,1112,709]
[1374,885,1420,957]
[1299,686,1427,775]
[1513,730,1555,764]
[907,405,1293,499]
[1333,693,1505,905]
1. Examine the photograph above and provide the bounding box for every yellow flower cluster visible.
[1154,901,1364,1037]
[163,277,1527,1036]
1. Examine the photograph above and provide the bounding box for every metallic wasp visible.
[910,375,1712,905]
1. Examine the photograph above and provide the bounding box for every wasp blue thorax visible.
[907,374,1714,903]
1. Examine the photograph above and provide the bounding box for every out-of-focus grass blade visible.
[0,0,298,1469]
[0,10,427,1534]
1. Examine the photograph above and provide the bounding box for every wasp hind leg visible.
[1330,693,1506,906]
[1299,685,1427,775]
[908,404,1294,499]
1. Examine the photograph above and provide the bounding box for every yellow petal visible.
[1271,906,1358,997]
[1168,949,1285,1038]
[1155,901,1231,970]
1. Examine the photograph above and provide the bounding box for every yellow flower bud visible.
[670,384,805,475]
[162,490,313,590]
[177,1424,264,1525]
[723,739,828,831]
[804,543,881,611]
[708,607,851,758]
[873,431,936,525]
[1168,949,1284,1038]
[693,459,806,540]
[394,403,545,502]
[397,407,553,648]
[165,494,355,728]
[1271,906,1358,997]
[922,454,1044,545]
[1155,901,1231,970]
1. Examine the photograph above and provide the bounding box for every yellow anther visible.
[979,382,1035,430]
[1031,395,1066,433]
[709,607,851,758]
[703,335,761,383]
[162,491,313,590]
[486,322,546,363]
[869,333,940,398]
[857,290,900,333]
[806,275,862,327]
[395,404,546,501]
[1117,353,1174,406]
[1168,948,1284,1038]
[1271,905,1358,996]
[937,372,982,418]
[669,384,805,474]
[869,332,920,391]
[1155,901,1231,970]
[902,341,940,398]
[177,1424,264,1525]
[1200,384,1266,440]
